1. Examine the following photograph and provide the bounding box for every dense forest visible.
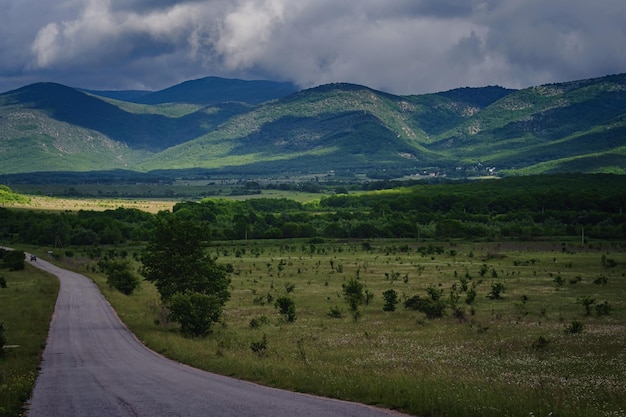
[1,174,625,248]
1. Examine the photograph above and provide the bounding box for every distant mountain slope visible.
[119,76,299,105]
[81,89,152,102]
[0,105,149,174]
[137,83,515,174]
[0,82,247,151]
[432,73,626,172]
[1,74,625,178]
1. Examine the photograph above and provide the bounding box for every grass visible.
[1,195,177,214]
[6,182,330,206]
[42,238,626,417]
[0,265,59,417]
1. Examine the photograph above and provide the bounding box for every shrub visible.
[565,320,584,334]
[577,296,595,315]
[487,282,505,299]
[451,305,466,322]
[425,285,443,301]
[404,295,446,319]
[102,259,141,295]
[465,287,477,304]
[250,334,268,355]
[595,301,612,316]
[382,289,399,312]
[553,275,564,288]
[327,306,343,318]
[531,335,550,350]
[275,296,297,322]
[342,278,365,311]
[168,292,223,337]
[249,315,270,328]
[593,275,608,285]
[0,249,25,271]
[601,254,617,268]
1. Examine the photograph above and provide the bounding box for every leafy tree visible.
[274,296,297,322]
[141,215,231,335]
[487,282,505,300]
[168,292,223,337]
[100,259,140,295]
[577,296,595,315]
[142,215,230,302]
[382,289,399,312]
[342,278,365,311]
[0,249,25,271]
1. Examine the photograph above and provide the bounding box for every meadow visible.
[2,175,626,417]
[47,238,626,417]
[0,265,58,417]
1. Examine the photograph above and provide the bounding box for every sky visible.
[1,0,626,95]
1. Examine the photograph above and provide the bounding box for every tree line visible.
[1,174,625,248]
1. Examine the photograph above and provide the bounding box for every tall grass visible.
[57,240,626,417]
[0,266,58,417]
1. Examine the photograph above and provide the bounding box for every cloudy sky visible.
[1,0,625,95]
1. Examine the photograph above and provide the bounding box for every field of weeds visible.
[51,239,626,417]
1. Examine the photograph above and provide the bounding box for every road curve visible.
[26,255,407,417]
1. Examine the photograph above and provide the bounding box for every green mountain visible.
[83,76,298,105]
[1,74,625,178]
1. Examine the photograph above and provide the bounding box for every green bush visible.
[274,296,297,322]
[577,296,595,315]
[168,292,223,337]
[249,315,270,328]
[342,278,365,311]
[101,259,140,295]
[595,301,612,316]
[0,250,25,271]
[327,306,343,318]
[487,282,505,299]
[382,289,399,312]
[404,295,446,319]
[250,334,268,355]
[565,319,584,334]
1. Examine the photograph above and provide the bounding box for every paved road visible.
[26,255,406,417]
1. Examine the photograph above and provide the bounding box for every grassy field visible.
[0,265,59,417]
[41,238,626,417]
[1,188,325,213]
[8,180,332,201]
[1,195,176,214]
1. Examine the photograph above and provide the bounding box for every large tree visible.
[141,214,230,336]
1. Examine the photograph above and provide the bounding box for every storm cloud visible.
[1,0,625,94]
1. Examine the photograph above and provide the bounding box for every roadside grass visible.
[0,266,58,417]
[44,239,626,417]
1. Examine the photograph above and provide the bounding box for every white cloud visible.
[214,0,286,68]
[1,0,625,94]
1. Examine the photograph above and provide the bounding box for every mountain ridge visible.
[1,73,625,179]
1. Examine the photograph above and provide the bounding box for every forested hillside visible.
[1,74,625,178]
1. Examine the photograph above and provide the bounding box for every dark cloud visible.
[1,0,625,94]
